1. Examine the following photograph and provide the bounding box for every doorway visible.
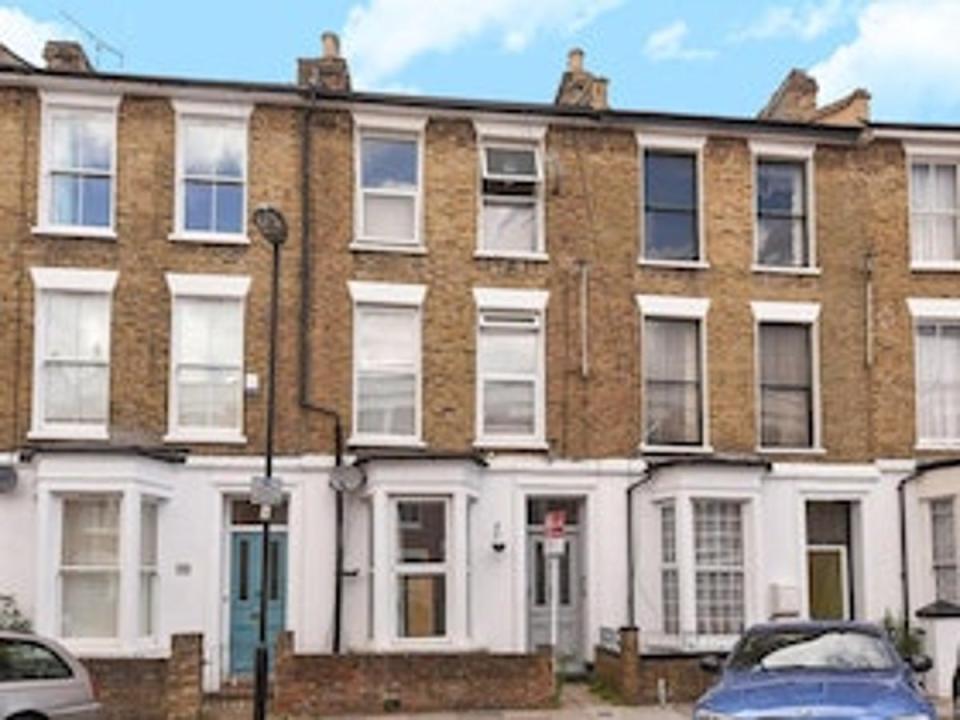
[806,501,853,620]
[526,497,585,674]
[228,499,288,677]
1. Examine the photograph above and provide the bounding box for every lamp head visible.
[253,205,288,246]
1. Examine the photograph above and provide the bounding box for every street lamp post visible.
[252,205,287,720]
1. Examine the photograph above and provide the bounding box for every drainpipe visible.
[298,85,348,654]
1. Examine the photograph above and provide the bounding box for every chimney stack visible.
[43,40,93,73]
[297,31,351,92]
[555,47,608,110]
[759,68,871,126]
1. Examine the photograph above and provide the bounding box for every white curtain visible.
[60,497,120,638]
[644,319,700,444]
[760,324,811,447]
[918,324,960,441]
[356,307,417,436]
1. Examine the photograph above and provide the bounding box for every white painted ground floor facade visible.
[0,451,949,693]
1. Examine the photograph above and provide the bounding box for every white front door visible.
[526,499,584,673]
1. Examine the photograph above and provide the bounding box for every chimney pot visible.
[555,46,608,110]
[42,40,93,73]
[322,31,340,59]
[568,48,584,73]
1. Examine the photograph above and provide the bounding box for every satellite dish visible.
[329,465,366,493]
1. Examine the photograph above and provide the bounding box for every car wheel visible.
[8,713,49,720]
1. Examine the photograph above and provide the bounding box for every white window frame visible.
[659,501,680,635]
[474,121,547,261]
[751,301,823,453]
[692,498,746,637]
[390,495,451,643]
[169,100,252,245]
[905,144,960,271]
[930,496,959,603]
[164,273,250,444]
[352,113,427,254]
[907,298,960,450]
[637,133,708,269]
[348,281,427,447]
[34,92,120,239]
[750,141,818,275]
[473,287,549,450]
[636,294,711,453]
[29,267,118,440]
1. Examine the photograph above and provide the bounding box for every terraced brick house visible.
[1,31,959,702]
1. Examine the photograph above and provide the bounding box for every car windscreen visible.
[727,629,898,672]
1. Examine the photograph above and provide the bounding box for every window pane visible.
[356,308,416,370]
[184,181,214,231]
[912,164,931,210]
[177,367,241,429]
[398,575,445,637]
[184,122,244,179]
[935,164,957,211]
[482,200,536,252]
[645,151,696,210]
[486,147,537,177]
[46,293,109,361]
[483,380,535,435]
[51,174,80,226]
[661,504,677,564]
[694,500,743,567]
[80,176,111,227]
[645,319,699,382]
[363,194,415,241]
[696,570,744,635]
[215,183,243,234]
[760,324,811,385]
[53,113,112,172]
[761,388,811,447]
[646,382,701,445]
[357,373,416,436]
[662,568,679,634]
[0,640,73,682]
[141,503,158,566]
[758,217,807,266]
[361,137,417,188]
[61,571,119,638]
[178,298,243,365]
[694,500,744,635]
[139,571,157,637]
[62,496,120,566]
[397,500,445,562]
[758,161,805,214]
[645,210,698,261]
[479,328,537,375]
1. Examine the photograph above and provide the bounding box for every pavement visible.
[321,684,693,719]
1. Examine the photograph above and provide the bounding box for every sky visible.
[1,0,959,123]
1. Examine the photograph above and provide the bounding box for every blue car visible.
[694,621,936,719]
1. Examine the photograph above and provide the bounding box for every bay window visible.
[173,102,251,241]
[30,268,118,440]
[60,496,120,638]
[349,281,426,445]
[931,498,958,603]
[660,502,679,635]
[395,499,448,638]
[474,288,549,448]
[694,499,745,635]
[37,93,118,235]
[165,273,250,443]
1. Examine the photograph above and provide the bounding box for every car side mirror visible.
[700,654,723,674]
[908,654,933,674]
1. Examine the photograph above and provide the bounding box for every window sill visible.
[350,240,427,256]
[916,440,960,451]
[911,262,960,273]
[32,224,117,241]
[474,250,549,263]
[348,435,427,449]
[28,426,109,441]
[474,438,549,451]
[752,264,821,277]
[169,231,250,246]
[164,430,247,445]
[640,443,714,455]
[638,258,709,271]
[757,445,826,455]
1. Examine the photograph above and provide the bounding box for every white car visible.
[0,632,100,719]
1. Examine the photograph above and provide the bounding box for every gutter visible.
[625,455,771,628]
[897,457,960,633]
[19,442,189,464]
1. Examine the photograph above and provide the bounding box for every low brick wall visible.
[594,628,719,705]
[83,634,203,720]
[273,632,556,716]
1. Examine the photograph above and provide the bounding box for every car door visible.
[0,637,93,718]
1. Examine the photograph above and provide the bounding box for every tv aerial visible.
[58,10,124,70]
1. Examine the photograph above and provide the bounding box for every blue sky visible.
[2,1,959,123]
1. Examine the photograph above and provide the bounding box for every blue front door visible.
[229,531,287,676]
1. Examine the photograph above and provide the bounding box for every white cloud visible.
[341,0,621,88]
[732,0,852,42]
[0,6,69,65]
[810,0,960,118]
[643,20,715,62]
